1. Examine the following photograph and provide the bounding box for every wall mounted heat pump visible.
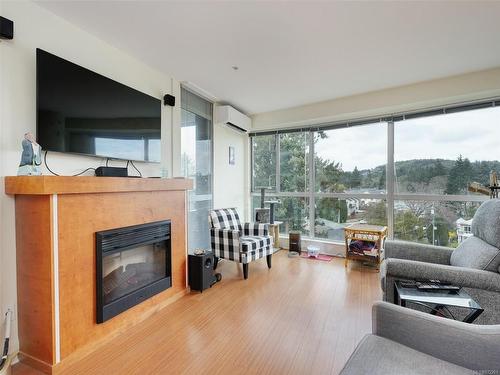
[215,105,252,133]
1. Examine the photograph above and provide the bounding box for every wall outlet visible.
[3,305,16,322]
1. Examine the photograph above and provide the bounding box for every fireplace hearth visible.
[96,220,172,323]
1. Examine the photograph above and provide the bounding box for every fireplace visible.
[96,220,172,323]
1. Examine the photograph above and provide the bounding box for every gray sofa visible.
[381,199,500,324]
[340,302,500,374]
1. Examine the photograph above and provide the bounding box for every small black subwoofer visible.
[188,253,220,292]
[289,231,301,254]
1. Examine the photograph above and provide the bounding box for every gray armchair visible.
[381,199,500,324]
[340,302,500,374]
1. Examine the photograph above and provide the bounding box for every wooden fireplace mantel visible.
[6,176,193,374]
[5,175,193,195]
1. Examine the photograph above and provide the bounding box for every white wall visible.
[252,67,500,130]
[0,1,183,355]
[213,122,249,219]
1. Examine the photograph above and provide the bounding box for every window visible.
[394,200,480,247]
[315,198,387,241]
[181,88,213,252]
[394,107,500,195]
[251,122,388,237]
[280,132,310,192]
[275,197,310,235]
[252,135,276,191]
[250,102,496,247]
[315,124,386,193]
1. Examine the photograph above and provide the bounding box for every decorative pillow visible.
[450,236,500,273]
[472,199,500,249]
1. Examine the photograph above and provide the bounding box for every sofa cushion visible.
[472,199,500,248]
[340,334,472,375]
[450,236,500,273]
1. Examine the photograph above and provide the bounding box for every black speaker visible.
[188,253,218,292]
[0,17,14,40]
[163,94,175,107]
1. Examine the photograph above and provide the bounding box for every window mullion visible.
[308,131,315,238]
[275,134,280,193]
[387,121,395,239]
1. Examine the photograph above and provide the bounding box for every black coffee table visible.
[394,280,483,323]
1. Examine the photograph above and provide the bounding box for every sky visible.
[314,106,500,171]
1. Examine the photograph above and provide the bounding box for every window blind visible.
[249,97,500,137]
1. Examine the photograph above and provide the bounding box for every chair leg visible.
[266,254,272,269]
[213,256,219,270]
[243,263,249,279]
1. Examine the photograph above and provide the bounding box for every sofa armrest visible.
[382,258,500,293]
[372,301,500,370]
[384,240,453,265]
[242,222,269,236]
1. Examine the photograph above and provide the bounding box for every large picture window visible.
[251,103,497,247]
[181,88,213,252]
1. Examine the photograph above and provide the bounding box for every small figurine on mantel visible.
[17,132,42,176]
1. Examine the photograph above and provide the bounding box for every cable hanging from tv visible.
[44,151,143,178]
[44,151,96,176]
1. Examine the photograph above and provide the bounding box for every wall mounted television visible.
[36,49,161,162]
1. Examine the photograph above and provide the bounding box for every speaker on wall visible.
[0,16,14,40]
[163,94,175,107]
[188,253,218,292]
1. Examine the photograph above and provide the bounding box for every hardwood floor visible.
[13,251,381,375]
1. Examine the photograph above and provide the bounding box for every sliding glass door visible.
[181,88,213,252]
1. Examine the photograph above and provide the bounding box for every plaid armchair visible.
[209,208,274,279]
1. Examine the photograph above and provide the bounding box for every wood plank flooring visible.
[13,251,381,375]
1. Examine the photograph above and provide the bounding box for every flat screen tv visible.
[36,49,161,162]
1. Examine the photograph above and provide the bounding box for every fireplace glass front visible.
[102,243,167,305]
[96,220,171,323]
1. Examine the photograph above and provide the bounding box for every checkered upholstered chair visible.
[209,208,274,279]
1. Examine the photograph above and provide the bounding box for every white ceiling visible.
[36,1,500,115]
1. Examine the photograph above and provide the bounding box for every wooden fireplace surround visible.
[5,176,193,374]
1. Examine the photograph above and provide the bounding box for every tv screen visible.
[36,49,161,162]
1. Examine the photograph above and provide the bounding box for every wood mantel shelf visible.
[5,176,193,195]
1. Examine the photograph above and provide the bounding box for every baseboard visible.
[18,352,53,374]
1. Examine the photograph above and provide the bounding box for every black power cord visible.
[44,151,96,176]
[127,160,143,177]
[44,152,144,178]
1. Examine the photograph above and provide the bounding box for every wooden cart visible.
[344,224,387,270]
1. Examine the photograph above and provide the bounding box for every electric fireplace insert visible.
[96,220,171,323]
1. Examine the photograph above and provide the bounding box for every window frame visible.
[250,99,496,243]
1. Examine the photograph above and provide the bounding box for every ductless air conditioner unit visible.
[215,105,252,133]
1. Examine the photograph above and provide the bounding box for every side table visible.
[344,224,387,270]
[394,280,483,323]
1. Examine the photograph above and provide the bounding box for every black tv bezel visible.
[35,48,162,163]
